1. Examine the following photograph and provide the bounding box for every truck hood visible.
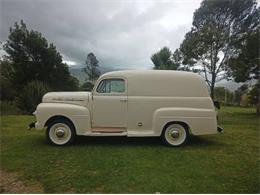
[42,91,91,107]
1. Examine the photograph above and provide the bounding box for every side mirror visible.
[214,101,220,109]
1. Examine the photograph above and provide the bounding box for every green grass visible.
[1,107,259,193]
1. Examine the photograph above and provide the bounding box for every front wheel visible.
[46,119,76,146]
[161,123,189,147]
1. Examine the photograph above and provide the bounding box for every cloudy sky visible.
[1,0,202,69]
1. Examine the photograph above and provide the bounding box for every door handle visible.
[120,99,127,102]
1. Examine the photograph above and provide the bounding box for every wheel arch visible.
[161,121,191,136]
[45,115,75,130]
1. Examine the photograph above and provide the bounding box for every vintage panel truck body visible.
[32,70,222,146]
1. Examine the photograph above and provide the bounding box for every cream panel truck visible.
[29,70,223,146]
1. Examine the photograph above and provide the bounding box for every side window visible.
[96,79,125,93]
[110,79,125,93]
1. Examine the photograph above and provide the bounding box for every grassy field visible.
[0,107,259,193]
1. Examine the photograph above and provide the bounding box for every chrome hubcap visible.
[171,130,180,139]
[56,129,65,138]
[165,124,187,146]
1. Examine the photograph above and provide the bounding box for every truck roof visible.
[101,70,210,97]
[103,70,199,79]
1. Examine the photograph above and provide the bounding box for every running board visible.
[91,127,126,133]
[84,132,127,137]
[88,132,127,136]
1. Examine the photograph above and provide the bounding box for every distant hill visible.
[215,80,242,92]
[69,65,115,84]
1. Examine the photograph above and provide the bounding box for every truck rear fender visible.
[152,107,218,136]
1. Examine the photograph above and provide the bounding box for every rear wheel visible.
[161,123,189,147]
[46,119,76,146]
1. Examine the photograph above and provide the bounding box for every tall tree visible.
[151,47,179,70]
[83,52,101,84]
[176,0,258,99]
[226,27,259,82]
[225,6,259,115]
[3,20,79,91]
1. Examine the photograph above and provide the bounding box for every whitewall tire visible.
[162,123,189,146]
[46,119,76,146]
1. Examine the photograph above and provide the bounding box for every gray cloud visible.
[1,0,202,69]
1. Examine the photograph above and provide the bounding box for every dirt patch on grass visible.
[0,169,44,193]
[93,186,105,193]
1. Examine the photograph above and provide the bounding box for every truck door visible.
[92,78,127,128]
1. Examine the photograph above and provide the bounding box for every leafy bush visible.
[0,60,16,101]
[16,80,50,114]
[0,78,16,101]
[0,101,22,115]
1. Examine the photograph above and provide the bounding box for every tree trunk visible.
[210,83,215,100]
[210,72,216,100]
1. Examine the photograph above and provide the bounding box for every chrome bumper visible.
[28,121,36,130]
[217,126,224,133]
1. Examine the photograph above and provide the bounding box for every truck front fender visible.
[35,103,91,135]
